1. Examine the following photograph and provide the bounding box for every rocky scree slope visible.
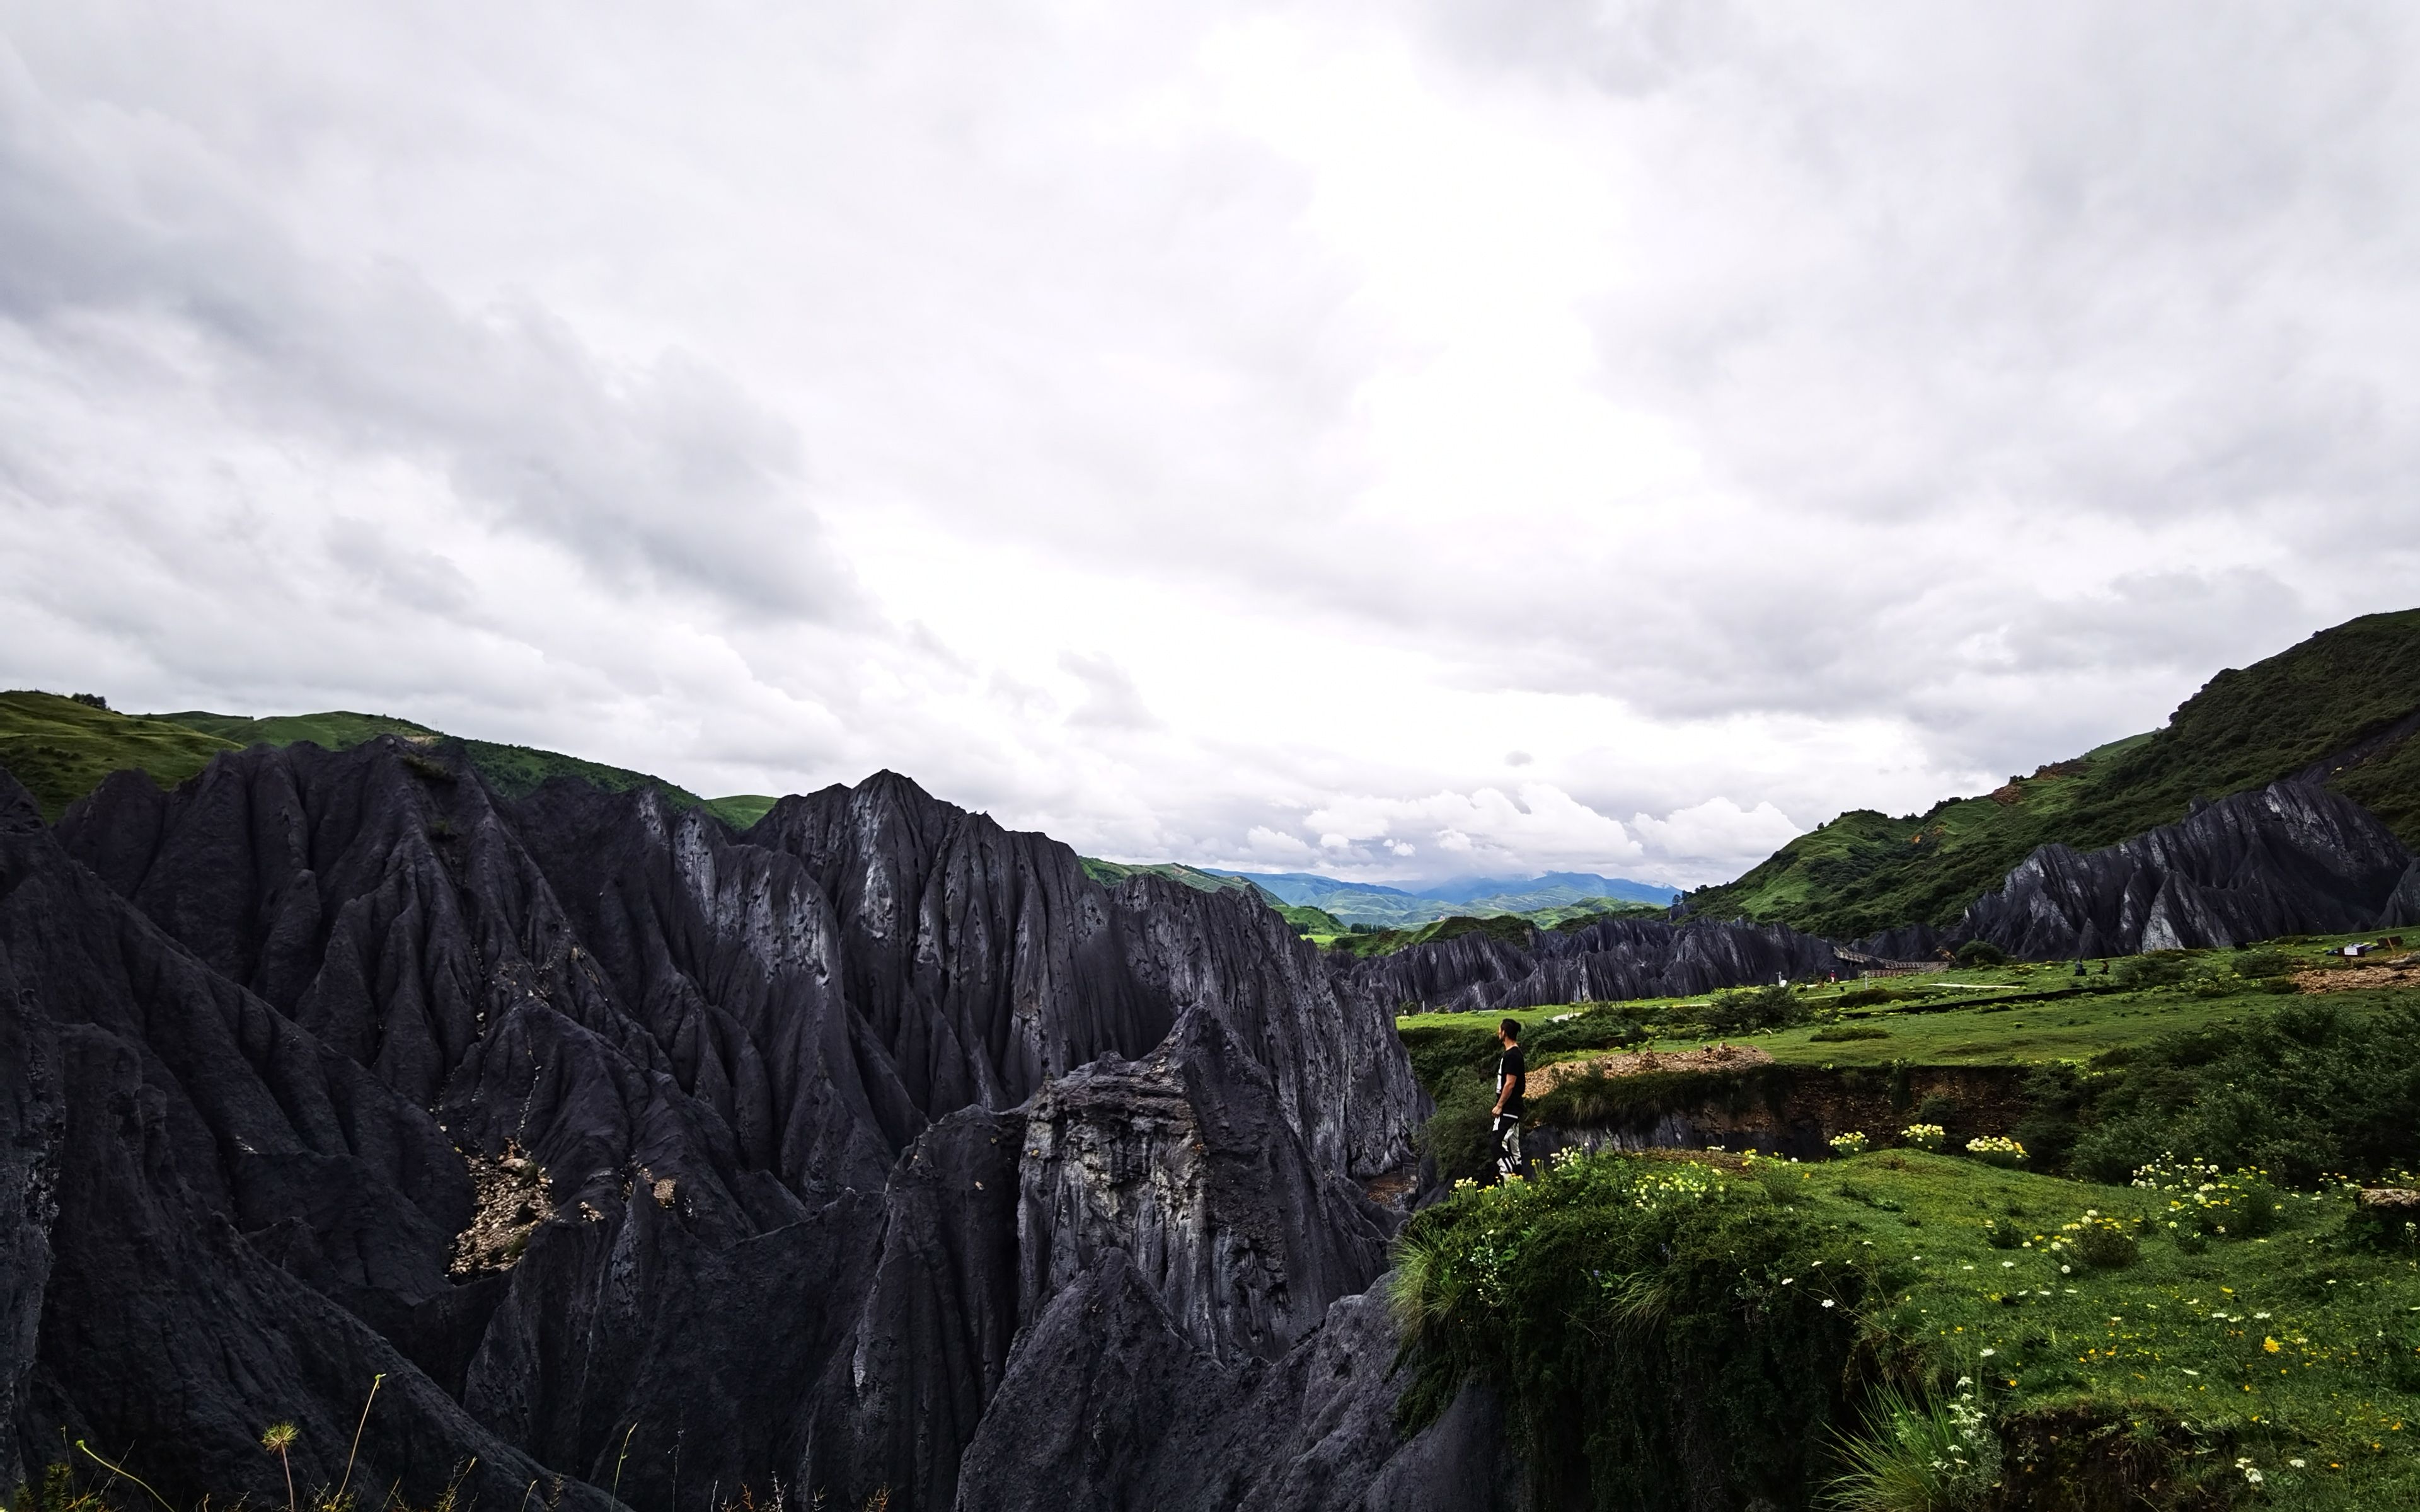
[0,740,1503,1512]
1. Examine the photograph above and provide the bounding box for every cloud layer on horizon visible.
[2,2,2417,889]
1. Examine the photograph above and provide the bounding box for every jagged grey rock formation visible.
[2380,860,2420,930]
[955,1257,1518,1512]
[1867,781,2416,961]
[0,742,1466,1511]
[1330,914,1841,1017]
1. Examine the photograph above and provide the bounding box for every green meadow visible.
[1393,935,2420,1506]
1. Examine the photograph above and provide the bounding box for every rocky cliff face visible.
[1860,781,2417,961]
[0,741,1482,1511]
[1331,914,1841,1017]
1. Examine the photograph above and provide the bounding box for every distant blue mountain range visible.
[1215,869,1679,927]
[1413,871,1679,906]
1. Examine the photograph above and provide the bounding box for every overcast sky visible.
[4,3,2417,888]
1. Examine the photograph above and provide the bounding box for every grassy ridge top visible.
[0,692,771,830]
[0,692,243,820]
[1688,609,2420,937]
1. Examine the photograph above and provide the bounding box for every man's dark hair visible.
[1499,1018,1520,1040]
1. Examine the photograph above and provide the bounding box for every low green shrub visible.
[2065,1002,2420,1186]
[1392,1152,1862,1507]
[2130,1155,2281,1238]
[1811,1023,1891,1043]
[1524,1006,1647,1060]
[2059,1211,2139,1269]
[1954,939,2008,968]
[1414,1068,1499,1185]
[1913,1092,1962,1128]
[2232,946,2295,977]
[1397,1021,1505,1092]
[1700,983,1807,1034]
[1901,1123,1946,1153]
[2112,954,2187,990]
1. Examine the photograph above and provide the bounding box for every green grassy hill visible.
[0,692,774,829]
[1688,609,2420,938]
[0,692,244,820]
[156,709,446,747]
[1077,858,1269,896]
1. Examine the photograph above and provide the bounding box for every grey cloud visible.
[5,4,2419,893]
[324,517,475,616]
[1058,652,1161,731]
[0,38,853,622]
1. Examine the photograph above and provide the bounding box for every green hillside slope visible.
[1077,858,1267,896]
[156,709,444,747]
[0,695,773,830]
[151,710,789,828]
[1689,608,2420,937]
[0,692,243,820]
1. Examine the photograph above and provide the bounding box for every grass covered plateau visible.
[1396,1147,2420,1509]
[1400,938,2420,1187]
[1393,932,2420,1506]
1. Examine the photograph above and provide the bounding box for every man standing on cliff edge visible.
[1492,1017,1528,1181]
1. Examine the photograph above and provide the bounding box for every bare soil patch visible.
[1531,1041,1774,1094]
[2291,962,2419,993]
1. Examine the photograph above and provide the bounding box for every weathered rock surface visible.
[954,1255,1518,1512]
[1866,781,2417,960]
[1330,914,1840,1017]
[0,742,1443,1510]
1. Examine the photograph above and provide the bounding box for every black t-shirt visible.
[1497,1045,1526,1118]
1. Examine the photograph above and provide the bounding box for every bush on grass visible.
[2112,954,2187,990]
[2130,1155,2281,1238]
[1415,1069,1499,1186]
[2230,946,2295,978]
[1392,1152,1863,1508]
[2056,1211,2139,1269]
[2067,1002,2420,1187]
[1700,983,1807,1034]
